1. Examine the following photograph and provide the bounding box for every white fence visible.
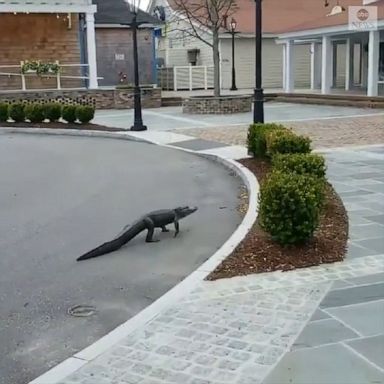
[174,65,214,91]
[0,61,99,91]
[157,65,214,91]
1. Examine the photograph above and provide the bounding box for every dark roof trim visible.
[93,0,163,26]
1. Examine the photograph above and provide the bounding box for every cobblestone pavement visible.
[174,115,384,149]
[45,140,384,384]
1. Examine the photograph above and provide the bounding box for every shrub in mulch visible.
[247,123,287,158]
[8,102,26,123]
[272,153,327,179]
[76,105,95,124]
[207,124,348,280]
[43,102,62,122]
[0,102,8,122]
[62,105,77,124]
[259,171,325,245]
[25,103,45,123]
[266,129,312,157]
[0,101,96,125]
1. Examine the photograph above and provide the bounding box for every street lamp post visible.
[127,0,147,131]
[229,18,238,91]
[253,0,264,123]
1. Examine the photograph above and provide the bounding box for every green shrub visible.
[62,105,77,123]
[25,103,45,123]
[43,102,62,122]
[272,153,327,179]
[266,130,311,157]
[9,102,25,123]
[247,123,288,158]
[259,171,325,245]
[0,103,8,122]
[76,105,95,124]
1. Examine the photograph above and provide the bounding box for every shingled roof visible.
[93,0,162,26]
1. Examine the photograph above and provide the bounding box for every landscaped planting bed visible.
[0,101,123,131]
[208,123,348,280]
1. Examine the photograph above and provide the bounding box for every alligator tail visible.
[77,238,125,261]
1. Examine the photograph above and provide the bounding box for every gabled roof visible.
[164,0,384,35]
[93,0,162,26]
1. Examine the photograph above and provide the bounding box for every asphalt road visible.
[0,133,243,384]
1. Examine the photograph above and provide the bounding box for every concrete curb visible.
[11,128,259,384]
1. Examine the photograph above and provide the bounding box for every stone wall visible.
[0,13,82,90]
[0,88,162,109]
[182,95,252,114]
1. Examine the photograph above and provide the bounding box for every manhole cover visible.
[68,305,96,317]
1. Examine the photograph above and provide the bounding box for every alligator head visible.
[175,206,198,219]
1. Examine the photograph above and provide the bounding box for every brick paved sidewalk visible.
[174,115,384,149]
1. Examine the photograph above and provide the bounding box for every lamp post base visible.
[253,87,264,124]
[230,86,238,91]
[130,124,147,131]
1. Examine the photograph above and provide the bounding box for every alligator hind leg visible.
[161,226,170,232]
[144,218,159,243]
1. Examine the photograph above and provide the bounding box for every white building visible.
[148,0,384,96]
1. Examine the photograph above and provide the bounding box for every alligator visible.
[77,206,198,261]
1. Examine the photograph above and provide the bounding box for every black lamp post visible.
[127,0,147,131]
[253,0,264,123]
[229,18,239,91]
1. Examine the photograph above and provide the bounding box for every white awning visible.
[0,0,96,13]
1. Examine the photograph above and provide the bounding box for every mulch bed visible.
[0,122,125,132]
[207,158,349,281]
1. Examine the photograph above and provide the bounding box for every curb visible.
[10,128,259,384]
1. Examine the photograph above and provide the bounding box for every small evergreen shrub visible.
[25,103,45,123]
[266,130,312,157]
[259,171,325,245]
[76,105,95,124]
[0,103,8,122]
[62,105,77,123]
[43,102,62,122]
[247,123,288,158]
[272,153,327,179]
[9,102,26,123]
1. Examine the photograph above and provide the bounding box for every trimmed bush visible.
[247,123,288,158]
[43,102,62,122]
[266,130,311,157]
[9,102,25,123]
[259,171,325,245]
[62,105,77,123]
[272,153,327,179]
[25,103,45,123]
[0,103,8,122]
[76,105,95,124]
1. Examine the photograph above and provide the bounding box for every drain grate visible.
[68,305,96,317]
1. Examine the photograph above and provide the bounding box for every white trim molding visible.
[0,4,96,13]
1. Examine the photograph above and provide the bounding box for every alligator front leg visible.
[161,226,170,232]
[174,219,179,237]
[144,218,159,242]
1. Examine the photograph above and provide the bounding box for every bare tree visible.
[170,0,238,96]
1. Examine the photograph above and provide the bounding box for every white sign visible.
[349,6,378,30]
[115,53,125,61]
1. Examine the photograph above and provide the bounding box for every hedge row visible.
[248,122,327,245]
[0,102,95,124]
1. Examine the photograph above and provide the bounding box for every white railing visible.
[173,65,214,91]
[0,61,101,91]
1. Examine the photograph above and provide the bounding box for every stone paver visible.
[175,114,384,149]
[29,136,384,384]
